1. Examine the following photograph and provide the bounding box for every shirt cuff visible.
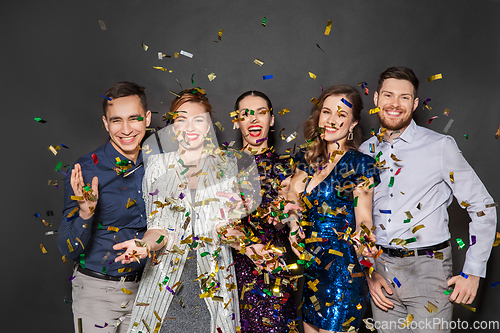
[462,260,487,278]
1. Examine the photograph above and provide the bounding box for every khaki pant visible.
[72,270,140,333]
[371,245,453,333]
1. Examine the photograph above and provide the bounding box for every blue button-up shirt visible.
[57,140,147,276]
[360,120,497,277]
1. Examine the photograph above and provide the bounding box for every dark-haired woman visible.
[230,91,297,332]
[287,85,379,333]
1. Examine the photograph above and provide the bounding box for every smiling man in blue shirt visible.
[58,82,151,333]
[360,67,497,333]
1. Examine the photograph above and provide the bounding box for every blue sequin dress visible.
[297,149,379,331]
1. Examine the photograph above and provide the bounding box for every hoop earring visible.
[347,129,354,141]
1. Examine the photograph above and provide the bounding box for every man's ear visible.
[145,110,152,127]
[412,97,419,113]
[373,91,379,107]
[102,116,110,132]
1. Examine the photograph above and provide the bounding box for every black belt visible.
[378,240,450,258]
[77,266,141,282]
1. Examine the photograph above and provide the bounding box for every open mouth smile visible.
[248,125,263,137]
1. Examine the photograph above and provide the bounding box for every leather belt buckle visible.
[388,248,405,257]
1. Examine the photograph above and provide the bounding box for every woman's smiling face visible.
[173,101,210,150]
[236,95,274,150]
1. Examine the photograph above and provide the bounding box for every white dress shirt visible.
[360,119,497,277]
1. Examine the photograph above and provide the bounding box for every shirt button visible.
[391,145,394,149]
[388,218,391,222]
[140,214,143,217]
[390,193,393,197]
[390,168,393,172]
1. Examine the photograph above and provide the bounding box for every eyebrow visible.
[108,114,141,121]
[381,90,412,97]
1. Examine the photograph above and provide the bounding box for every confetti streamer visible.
[180,50,193,58]
[310,97,320,105]
[460,303,476,312]
[191,74,196,86]
[34,116,47,123]
[443,119,454,133]
[263,75,273,80]
[316,44,325,52]
[98,20,106,30]
[308,72,317,80]
[341,98,352,108]
[261,17,267,26]
[254,58,264,66]
[208,73,216,81]
[427,73,442,82]
[324,20,332,35]
[279,108,290,116]
[428,116,439,124]
[412,225,425,234]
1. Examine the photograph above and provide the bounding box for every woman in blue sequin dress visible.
[287,85,379,333]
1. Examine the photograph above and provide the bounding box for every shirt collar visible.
[104,139,143,166]
[376,119,416,146]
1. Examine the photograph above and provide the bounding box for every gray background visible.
[2,0,499,331]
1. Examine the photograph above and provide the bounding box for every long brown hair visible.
[303,84,363,168]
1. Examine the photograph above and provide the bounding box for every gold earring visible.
[347,129,354,140]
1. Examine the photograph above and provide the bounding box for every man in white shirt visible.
[359,66,497,332]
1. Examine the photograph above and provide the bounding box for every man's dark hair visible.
[377,67,419,98]
[101,81,147,117]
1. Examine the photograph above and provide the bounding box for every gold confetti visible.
[324,20,332,35]
[218,29,223,40]
[67,207,79,218]
[121,288,133,295]
[369,107,380,114]
[427,73,442,82]
[310,97,320,105]
[486,202,498,208]
[404,211,413,219]
[402,314,414,328]
[254,58,264,66]
[309,72,317,80]
[279,108,290,116]
[126,198,137,209]
[48,145,60,155]
[460,303,476,312]
[214,121,224,131]
[208,73,217,81]
[328,249,343,257]
[141,42,148,51]
[449,172,454,183]
[443,108,450,116]
[98,20,106,30]
[495,126,500,139]
[342,169,355,178]
[493,232,500,247]
[412,225,425,234]
[460,201,471,208]
[153,66,168,71]
[426,301,438,313]
[390,153,402,162]
[40,243,47,253]
[477,211,485,217]
[48,180,58,186]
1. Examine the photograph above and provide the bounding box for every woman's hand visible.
[288,219,305,258]
[245,243,284,273]
[352,232,378,257]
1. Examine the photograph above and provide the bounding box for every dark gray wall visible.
[3,1,499,331]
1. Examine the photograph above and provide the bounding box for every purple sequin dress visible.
[234,151,296,332]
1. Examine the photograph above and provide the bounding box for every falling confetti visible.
[427,73,442,82]
[324,20,332,35]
